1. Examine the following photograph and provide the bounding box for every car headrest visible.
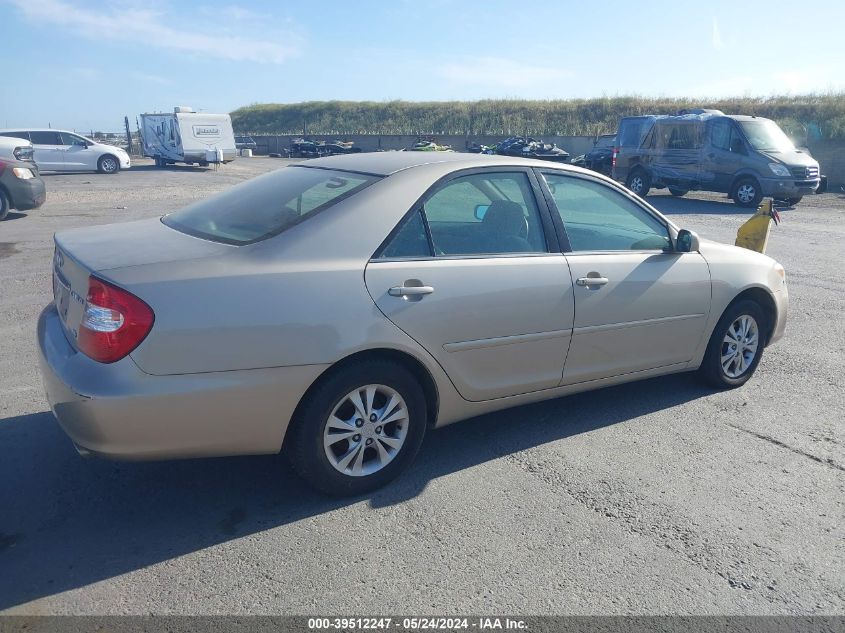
[482,200,528,237]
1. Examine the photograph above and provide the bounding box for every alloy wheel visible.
[630,176,644,194]
[323,384,409,477]
[721,315,759,378]
[737,184,756,205]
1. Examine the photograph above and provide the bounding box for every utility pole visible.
[124,116,133,154]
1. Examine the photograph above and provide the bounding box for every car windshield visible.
[739,119,795,152]
[163,166,379,245]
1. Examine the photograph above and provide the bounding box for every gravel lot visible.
[0,158,843,615]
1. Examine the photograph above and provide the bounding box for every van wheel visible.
[732,177,762,208]
[98,155,120,174]
[699,299,767,389]
[0,190,10,221]
[627,170,651,197]
[669,187,688,197]
[286,360,428,496]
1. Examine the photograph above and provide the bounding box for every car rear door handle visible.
[576,276,609,287]
[389,285,434,297]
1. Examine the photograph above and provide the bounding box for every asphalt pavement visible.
[0,158,842,615]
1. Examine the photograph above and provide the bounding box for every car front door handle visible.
[576,276,609,287]
[389,285,434,297]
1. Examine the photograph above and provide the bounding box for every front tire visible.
[732,177,762,208]
[699,299,767,389]
[98,155,120,174]
[0,189,10,221]
[286,360,428,496]
[626,170,651,197]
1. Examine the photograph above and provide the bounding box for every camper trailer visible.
[140,107,236,167]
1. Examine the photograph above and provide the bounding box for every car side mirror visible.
[676,229,700,253]
[474,204,490,220]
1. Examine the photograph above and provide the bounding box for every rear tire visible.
[732,177,762,208]
[626,170,651,197]
[0,189,10,221]
[669,187,688,197]
[98,155,120,174]
[286,360,428,496]
[699,299,767,389]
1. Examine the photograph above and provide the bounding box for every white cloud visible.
[712,18,725,51]
[439,57,573,91]
[6,0,301,64]
[131,72,175,86]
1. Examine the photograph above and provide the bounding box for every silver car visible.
[0,129,131,174]
[37,153,788,495]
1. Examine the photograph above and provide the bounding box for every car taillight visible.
[77,276,154,363]
[611,147,619,169]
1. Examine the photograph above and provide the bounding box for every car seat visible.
[481,200,531,253]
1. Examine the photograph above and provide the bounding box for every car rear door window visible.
[420,172,547,256]
[542,172,670,252]
[163,166,379,245]
[29,131,63,145]
[376,210,432,259]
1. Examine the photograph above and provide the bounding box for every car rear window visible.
[162,166,379,245]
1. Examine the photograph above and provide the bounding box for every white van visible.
[0,129,131,174]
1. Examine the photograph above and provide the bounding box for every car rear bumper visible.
[759,176,819,198]
[2,172,46,210]
[37,304,328,460]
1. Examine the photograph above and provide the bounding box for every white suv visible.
[0,129,131,174]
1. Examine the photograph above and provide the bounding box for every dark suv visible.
[582,134,616,176]
[612,111,820,207]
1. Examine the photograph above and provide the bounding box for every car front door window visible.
[543,173,670,252]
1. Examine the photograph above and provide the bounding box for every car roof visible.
[300,151,573,176]
[0,128,87,134]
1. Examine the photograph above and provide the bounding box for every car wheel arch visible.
[719,286,778,346]
[282,347,441,452]
[729,171,762,194]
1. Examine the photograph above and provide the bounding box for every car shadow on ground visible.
[0,373,712,610]
[129,164,215,173]
[0,212,27,222]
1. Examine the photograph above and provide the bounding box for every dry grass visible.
[231,94,845,140]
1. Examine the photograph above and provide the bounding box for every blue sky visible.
[1,0,843,132]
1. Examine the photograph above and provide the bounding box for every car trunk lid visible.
[52,217,232,348]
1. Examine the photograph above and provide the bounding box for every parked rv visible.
[140,107,236,168]
[612,111,820,207]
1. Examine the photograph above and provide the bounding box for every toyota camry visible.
[38,152,787,495]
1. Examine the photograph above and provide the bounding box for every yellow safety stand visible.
[735,198,781,254]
